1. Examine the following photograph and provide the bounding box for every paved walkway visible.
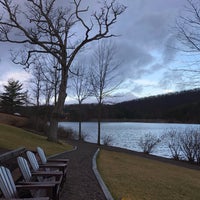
[55,140,107,200]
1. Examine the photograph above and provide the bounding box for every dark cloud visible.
[159,70,185,91]
[133,13,169,49]
[162,34,178,65]
[110,0,188,97]
[150,64,163,72]
[116,41,154,78]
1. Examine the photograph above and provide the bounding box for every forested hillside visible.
[65,89,200,123]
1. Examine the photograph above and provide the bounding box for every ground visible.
[0,112,28,127]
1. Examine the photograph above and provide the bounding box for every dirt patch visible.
[0,113,28,127]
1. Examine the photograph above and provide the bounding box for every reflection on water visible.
[59,122,200,158]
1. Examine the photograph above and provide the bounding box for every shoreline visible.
[61,119,200,124]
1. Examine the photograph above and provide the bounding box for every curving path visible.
[55,140,106,200]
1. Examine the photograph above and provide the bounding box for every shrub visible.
[165,128,200,163]
[165,129,182,160]
[180,128,200,163]
[102,135,113,146]
[57,126,88,141]
[57,126,74,139]
[138,133,161,154]
[26,116,48,134]
[77,131,88,141]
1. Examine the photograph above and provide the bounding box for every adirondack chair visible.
[26,151,67,184]
[17,157,62,199]
[17,156,63,182]
[36,147,69,164]
[0,166,53,200]
[36,147,68,183]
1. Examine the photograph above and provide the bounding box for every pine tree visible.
[0,79,26,113]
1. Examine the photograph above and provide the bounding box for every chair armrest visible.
[17,181,53,185]
[18,180,61,185]
[47,158,69,163]
[16,183,55,189]
[1,198,49,200]
[38,163,67,173]
[32,171,63,176]
[39,163,67,168]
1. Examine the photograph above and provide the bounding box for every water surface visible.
[59,122,200,158]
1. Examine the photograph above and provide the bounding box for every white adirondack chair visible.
[36,147,69,164]
[0,166,50,200]
[26,151,67,184]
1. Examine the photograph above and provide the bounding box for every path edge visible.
[92,148,114,200]
[48,145,78,158]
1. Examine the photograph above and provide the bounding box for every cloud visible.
[150,64,163,72]
[133,13,169,50]
[116,41,154,79]
[162,34,178,65]
[159,70,184,91]
[106,91,137,103]
[0,70,31,91]
[119,0,182,49]
[112,0,186,90]
[118,79,146,96]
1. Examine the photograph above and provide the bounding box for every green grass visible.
[0,123,72,156]
[98,150,200,200]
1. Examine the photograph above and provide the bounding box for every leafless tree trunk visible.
[90,40,122,145]
[43,82,52,105]
[30,65,43,107]
[0,0,126,142]
[70,64,91,140]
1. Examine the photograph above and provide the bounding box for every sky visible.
[0,0,195,104]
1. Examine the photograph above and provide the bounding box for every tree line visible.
[64,88,200,123]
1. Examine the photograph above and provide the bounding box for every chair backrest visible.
[37,147,47,164]
[0,166,18,198]
[26,151,40,172]
[17,156,32,182]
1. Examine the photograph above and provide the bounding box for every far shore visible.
[60,118,200,124]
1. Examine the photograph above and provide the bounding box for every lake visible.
[59,122,200,158]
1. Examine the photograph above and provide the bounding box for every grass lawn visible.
[0,123,72,156]
[98,149,200,200]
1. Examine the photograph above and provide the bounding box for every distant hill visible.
[65,89,200,123]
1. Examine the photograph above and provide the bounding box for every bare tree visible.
[70,63,91,140]
[90,40,121,145]
[175,0,200,87]
[30,64,43,107]
[40,56,61,106]
[0,0,126,142]
[29,54,61,106]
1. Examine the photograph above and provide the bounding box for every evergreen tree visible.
[0,79,26,113]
